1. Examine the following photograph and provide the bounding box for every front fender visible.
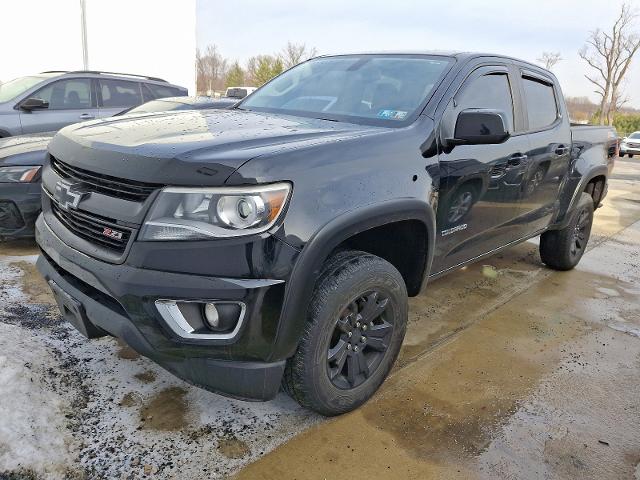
[268,198,436,361]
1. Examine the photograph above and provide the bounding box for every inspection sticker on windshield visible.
[377,109,408,120]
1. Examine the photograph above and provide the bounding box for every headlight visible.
[139,182,291,240]
[0,166,41,183]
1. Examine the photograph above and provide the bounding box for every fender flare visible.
[552,164,608,229]
[269,198,436,361]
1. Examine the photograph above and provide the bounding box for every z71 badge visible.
[441,224,468,237]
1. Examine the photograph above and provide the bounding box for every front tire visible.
[539,193,594,271]
[283,250,408,416]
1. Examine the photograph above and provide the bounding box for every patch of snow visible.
[0,323,76,478]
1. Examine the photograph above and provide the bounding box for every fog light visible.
[203,303,220,328]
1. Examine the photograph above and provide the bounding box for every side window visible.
[100,79,143,108]
[522,77,558,130]
[146,83,182,100]
[30,79,92,110]
[457,73,514,131]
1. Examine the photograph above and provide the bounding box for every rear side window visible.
[100,79,143,107]
[31,79,92,110]
[522,77,558,130]
[145,83,183,100]
[457,73,514,131]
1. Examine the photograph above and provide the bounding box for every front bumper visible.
[0,182,41,239]
[620,144,640,155]
[35,215,293,401]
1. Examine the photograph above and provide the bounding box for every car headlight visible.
[0,165,41,183]
[139,182,292,240]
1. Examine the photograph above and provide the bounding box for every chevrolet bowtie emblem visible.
[54,181,90,211]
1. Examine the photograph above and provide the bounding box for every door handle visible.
[507,154,528,167]
[555,145,569,155]
[79,113,95,120]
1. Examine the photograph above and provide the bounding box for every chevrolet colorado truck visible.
[35,52,617,415]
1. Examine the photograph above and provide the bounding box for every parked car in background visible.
[619,131,640,157]
[0,96,232,239]
[35,52,616,415]
[0,71,188,137]
[225,86,257,99]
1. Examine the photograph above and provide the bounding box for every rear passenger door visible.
[517,70,572,234]
[432,65,531,274]
[97,79,145,118]
[18,78,98,134]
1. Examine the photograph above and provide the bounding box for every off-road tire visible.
[539,192,594,271]
[283,250,408,416]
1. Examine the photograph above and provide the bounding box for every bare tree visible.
[196,45,228,95]
[579,3,640,125]
[537,52,562,70]
[280,42,317,69]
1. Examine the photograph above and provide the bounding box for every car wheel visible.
[630,154,635,158]
[619,153,626,158]
[283,250,408,416]
[539,193,594,271]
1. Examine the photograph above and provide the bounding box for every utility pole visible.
[80,0,89,70]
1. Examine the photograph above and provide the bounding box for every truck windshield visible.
[239,55,453,126]
[0,76,47,103]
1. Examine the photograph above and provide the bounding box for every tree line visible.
[196,42,316,95]
[198,4,640,131]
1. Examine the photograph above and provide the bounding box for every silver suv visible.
[0,71,188,137]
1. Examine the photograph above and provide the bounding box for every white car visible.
[619,132,640,157]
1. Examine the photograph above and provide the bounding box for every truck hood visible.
[0,132,53,164]
[48,109,382,185]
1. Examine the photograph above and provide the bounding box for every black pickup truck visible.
[35,52,617,415]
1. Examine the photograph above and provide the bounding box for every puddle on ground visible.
[0,239,38,257]
[120,392,142,407]
[139,387,188,431]
[116,338,141,360]
[233,247,638,480]
[9,261,55,305]
[134,370,157,384]
[607,322,640,338]
[217,436,251,459]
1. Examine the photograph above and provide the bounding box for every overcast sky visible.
[197,0,640,107]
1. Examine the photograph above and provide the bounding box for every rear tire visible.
[539,193,594,271]
[283,250,408,416]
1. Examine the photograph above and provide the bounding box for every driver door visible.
[18,78,98,134]
[432,66,530,274]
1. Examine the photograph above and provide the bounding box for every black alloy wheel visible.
[327,291,393,389]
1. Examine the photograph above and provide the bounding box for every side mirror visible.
[450,109,510,145]
[20,97,49,111]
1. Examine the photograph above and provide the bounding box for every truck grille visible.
[50,200,132,253]
[50,156,162,202]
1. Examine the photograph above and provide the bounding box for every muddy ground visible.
[1,159,639,479]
